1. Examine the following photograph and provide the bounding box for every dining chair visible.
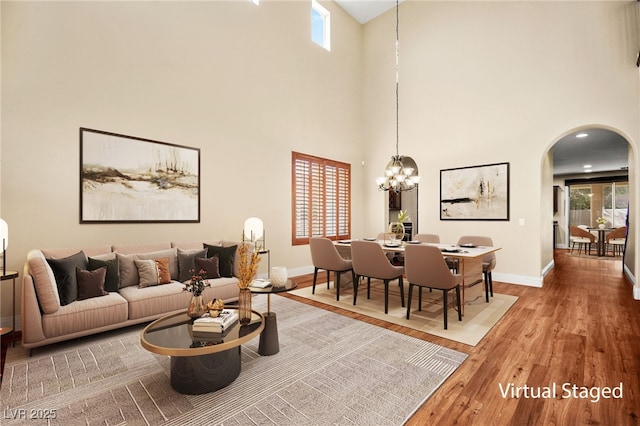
[350,240,404,314]
[404,244,462,329]
[457,235,496,303]
[413,233,458,272]
[413,234,440,243]
[605,226,626,256]
[309,237,353,301]
[569,226,596,255]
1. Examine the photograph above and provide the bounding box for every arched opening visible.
[544,126,636,279]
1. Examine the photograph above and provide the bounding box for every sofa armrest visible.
[21,264,46,345]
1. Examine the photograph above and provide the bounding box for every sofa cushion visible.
[117,248,178,287]
[177,248,208,282]
[77,266,108,300]
[119,279,240,320]
[46,251,88,306]
[27,249,61,314]
[88,256,120,292]
[195,255,220,279]
[204,244,236,278]
[42,293,128,338]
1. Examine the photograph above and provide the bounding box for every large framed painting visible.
[440,162,510,221]
[80,128,200,223]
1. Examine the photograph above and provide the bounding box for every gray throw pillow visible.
[88,257,120,292]
[135,259,159,288]
[177,248,208,282]
[204,244,236,278]
[46,251,88,306]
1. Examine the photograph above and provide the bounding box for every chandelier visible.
[376,0,420,193]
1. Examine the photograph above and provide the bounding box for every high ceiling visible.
[334,0,401,24]
[334,1,630,178]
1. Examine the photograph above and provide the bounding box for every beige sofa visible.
[21,240,245,353]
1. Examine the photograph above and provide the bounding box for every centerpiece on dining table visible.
[596,217,607,229]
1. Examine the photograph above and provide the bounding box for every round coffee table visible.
[141,308,264,394]
[250,279,297,356]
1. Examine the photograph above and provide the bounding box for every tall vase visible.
[238,288,252,325]
[187,295,206,318]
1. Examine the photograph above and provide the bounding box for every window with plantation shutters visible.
[292,152,351,245]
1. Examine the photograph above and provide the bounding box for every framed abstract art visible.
[440,162,510,221]
[80,128,200,223]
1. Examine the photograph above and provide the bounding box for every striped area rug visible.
[0,296,467,425]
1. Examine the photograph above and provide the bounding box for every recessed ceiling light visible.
[576,133,588,138]
[584,164,592,168]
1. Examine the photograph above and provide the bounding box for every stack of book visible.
[192,309,238,333]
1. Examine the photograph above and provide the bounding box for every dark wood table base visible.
[170,347,241,394]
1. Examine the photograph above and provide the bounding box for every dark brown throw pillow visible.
[195,255,220,279]
[155,257,172,284]
[76,266,108,300]
[88,257,120,292]
[204,244,236,277]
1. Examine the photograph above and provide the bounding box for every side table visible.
[1,271,19,347]
[250,279,297,356]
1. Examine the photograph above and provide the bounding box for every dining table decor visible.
[184,269,210,318]
[237,241,261,324]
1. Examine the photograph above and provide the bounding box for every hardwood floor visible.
[2,250,638,425]
[281,250,639,426]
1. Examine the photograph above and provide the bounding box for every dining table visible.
[587,227,614,257]
[335,239,501,315]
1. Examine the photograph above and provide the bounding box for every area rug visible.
[290,281,518,347]
[0,296,467,426]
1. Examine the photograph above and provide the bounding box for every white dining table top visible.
[335,239,501,258]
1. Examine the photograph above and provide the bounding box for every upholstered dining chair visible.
[309,237,353,301]
[404,244,462,329]
[413,234,440,243]
[413,233,458,272]
[350,240,404,314]
[605,226,627,256]
[569,225,596,255]
[457,235,496,303]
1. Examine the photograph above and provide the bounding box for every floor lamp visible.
[0,218,7,276]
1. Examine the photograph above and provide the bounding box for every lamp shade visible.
[0,218,7,249]
[243,217,263,241]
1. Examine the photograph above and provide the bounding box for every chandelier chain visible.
[395,0,399,157]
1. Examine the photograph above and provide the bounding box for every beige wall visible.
[0,0,364,324]
[1,1,639,326]
[362,1,639,285]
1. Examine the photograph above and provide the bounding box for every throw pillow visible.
[155,257,172,284]
[117,248,179,287]
[204,244,237,278]
[46,251,88,306]
[177,248,208,282]
[76,266,108,300]
[87,257,120,292]
[194,255,220,279]
[135,259,159,288]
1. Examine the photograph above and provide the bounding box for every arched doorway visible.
[544,126,636,280]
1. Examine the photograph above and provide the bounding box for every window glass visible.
[311,0,330,51]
